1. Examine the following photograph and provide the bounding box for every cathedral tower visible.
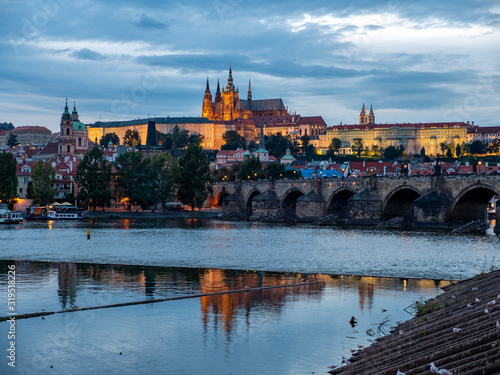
[368,105,375,124]
[221,65,239,121]
[202,78,214,119]
[359,103,367,125]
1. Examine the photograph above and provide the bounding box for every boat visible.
[26,203,84,220]
[0,204,24,224]
[487,196,499,219]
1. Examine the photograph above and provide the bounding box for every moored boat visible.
[26,203,84,220]
[0,204,24,224]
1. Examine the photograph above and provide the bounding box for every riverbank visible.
[330,268,500,374]
[83,208,223,220]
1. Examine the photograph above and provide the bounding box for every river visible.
[0,219,498,374]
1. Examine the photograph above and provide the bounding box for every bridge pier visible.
[251,190,280,220]
[296,191,325,221]
[348,189,383,222]
[413,192,450,225]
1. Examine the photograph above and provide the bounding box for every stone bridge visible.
[210,174,500,226]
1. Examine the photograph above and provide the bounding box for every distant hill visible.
[0,122,14,130]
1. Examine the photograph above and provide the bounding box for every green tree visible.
[370,145,379,157]
[456,144,462,158]
[383,146,401,160]
[439,142,448,157]
[115,152,152,210]
[157,132,173,150]
[352,138,364,157]
[172,125,189,149]
[188,133,204,148]
[420,147,426,156]
[237,155,264,181]
[150,153,178,209]
[266,134,295,159]
[247,140,258,152]
[487,139,500,155]
[264,162,287,180]
[31,161,56,206]
[0,152,18,208]
[100,133,120,147]
[75,145,113,211]
[221,130,245,150]
[123,129,141,146]
[177,145,213,210]
[469,140,485,156]
[328,138,342,155]
[300,135,310,154]
[446,147,453,158]
[7,134,19,148]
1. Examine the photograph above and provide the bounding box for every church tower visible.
[248,79,252,102]
[215,79,221,103]
[202,78,214,119]
[221,65,239,121]
[368,105,375,124]
[60,99,74,155]
[359,103,367,125]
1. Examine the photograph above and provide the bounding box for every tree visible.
[247,140,258,152]
[75,145,113,211]
[264,162,287,180]
[487,139,500,155]
[420,147,426,156]
[7,134,19,148]
[31,161,56,206]
[221,130,245,150]
[115,152,153,210]
[456,144,462,158]
[188,133,204,148]
[237,155,264,181]
[370,145,379,157]
[99,133,120,147]
[123,129,141,147]
[440,142,447,157]
[157,132,173,150]
[266,134,294,159]
[149,153,178,209]
[469,140,485,156]
[172,125,189,149]
[0,151,18,208]
[300,135,310,154]
[328,138,342,155]
[383,146,401,160]
[352,138,364,157]
[177,144,213,210]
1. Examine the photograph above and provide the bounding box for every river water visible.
[0,219,499,374]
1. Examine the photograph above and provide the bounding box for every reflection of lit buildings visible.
[57,262,78,308]
[199,269,324,339]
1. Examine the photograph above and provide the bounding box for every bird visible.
[467,303,473,308]
[438,369,453,375]
[486,300,496,306]
[430,362,440,374]
[475,298,481,303]
[341,355,351,365]
[496,321,500,330]
[497,294,500,300]
[399,330,404,335]
[452,328,461,335]
[472,287,478,290]
[397,370,407,375]
[485,308,490,314]
[451,294,456,299]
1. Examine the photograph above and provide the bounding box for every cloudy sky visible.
[1,0,499,133]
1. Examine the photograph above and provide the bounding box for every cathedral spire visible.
[205,77,210,93]
[215,79,221,102]
[62,99,71,121]
[368,104,375,124]
[359,103,367,125]
[226,64,235,92]
[248,78,252,101]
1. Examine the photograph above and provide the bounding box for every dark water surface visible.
[0,219,498,374]
[0,260,448,375]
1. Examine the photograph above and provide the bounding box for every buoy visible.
[86,230,91,240]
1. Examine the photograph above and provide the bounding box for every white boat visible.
[0,204,24,224]
[26,204,84,220]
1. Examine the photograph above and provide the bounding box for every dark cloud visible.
[133,13,168,30]
[71,48,105,60]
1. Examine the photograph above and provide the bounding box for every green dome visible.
[72,121,86,131]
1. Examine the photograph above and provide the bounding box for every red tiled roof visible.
[37,142,59,154]
[11,126,51,133]
[250,115,300,127]
[328,122,470,131]
[468,126,500,134]
[298,116,327,126]
[0,130,9,136]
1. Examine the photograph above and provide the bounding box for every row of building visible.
[2,67,500,159]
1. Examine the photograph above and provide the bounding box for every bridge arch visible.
[326,188,356,218]
[245,189,262,214]
[382,185,422,221]
[449,184,499,222]
[216,192,231,207]
[281,188,305,219]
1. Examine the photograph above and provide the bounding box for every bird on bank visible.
[475,298,481,303]
[430,362,440,374]
[396,370,406,375]
[486,300,496,306]
[452,327,461,335]
[485,308,490,314]
[438,369,453,375]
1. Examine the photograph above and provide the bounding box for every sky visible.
[1,0,499,133]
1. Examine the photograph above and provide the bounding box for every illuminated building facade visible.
[202,66,288,122]
[319,105,470,156]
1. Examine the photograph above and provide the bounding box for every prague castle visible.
[202,66,288,121]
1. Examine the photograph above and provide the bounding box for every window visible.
[67,145,71,153]
[66,128,70,135]
[78,138,81,146]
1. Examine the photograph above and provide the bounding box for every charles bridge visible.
[210,172,500,228]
